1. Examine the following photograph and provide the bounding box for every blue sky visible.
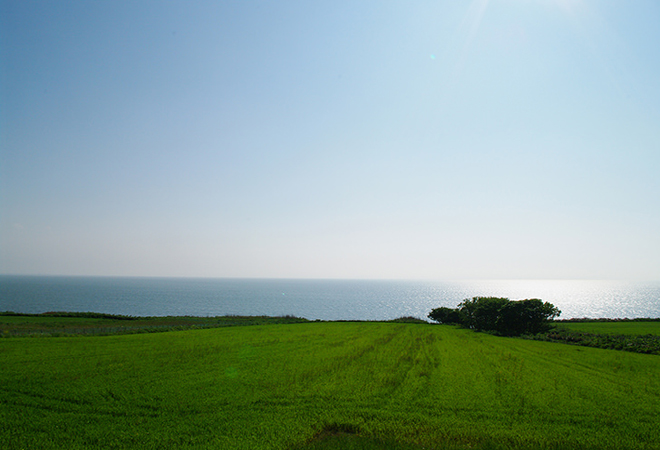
[1,0,659,280]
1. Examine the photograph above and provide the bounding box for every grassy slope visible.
[1,322,660,450]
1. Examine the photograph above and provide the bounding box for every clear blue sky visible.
[1,0,659,280]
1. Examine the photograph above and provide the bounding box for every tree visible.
[427,297,560,336]
[496,299,560,335]
[458,297,509,331]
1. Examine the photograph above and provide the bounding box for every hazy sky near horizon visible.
[1,0,659,280]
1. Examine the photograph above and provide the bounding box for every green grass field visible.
[2,320,660,450]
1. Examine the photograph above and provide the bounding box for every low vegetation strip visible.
[556,319,660,336]
[530,327,660,354]
[0,312,310,337]
[1,321,660,450]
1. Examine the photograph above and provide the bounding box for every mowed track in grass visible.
[1,322,660,450]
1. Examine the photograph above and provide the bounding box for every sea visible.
[1,276,659,321]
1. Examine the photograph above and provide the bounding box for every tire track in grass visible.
[506,337,657,397]
[380,327,441,409]
[460,332,660,445]
[299,324,405,402]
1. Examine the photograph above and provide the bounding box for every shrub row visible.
[554,317,660,323]
[1,311,138,320]
[529,328,660,355]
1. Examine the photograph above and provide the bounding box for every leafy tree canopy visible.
[428,297,560,336]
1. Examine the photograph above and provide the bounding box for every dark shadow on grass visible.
[292,423,427,450]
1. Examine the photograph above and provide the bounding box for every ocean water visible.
[1,276,659,321]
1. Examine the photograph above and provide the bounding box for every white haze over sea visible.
[1,276,659,321]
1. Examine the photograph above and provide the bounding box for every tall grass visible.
[2,322,659,449]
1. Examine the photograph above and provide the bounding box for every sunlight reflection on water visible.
[444,280,658,320]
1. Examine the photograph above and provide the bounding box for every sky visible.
[1,0,659,280]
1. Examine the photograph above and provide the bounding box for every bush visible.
[389,316,428,323]
[427,307,462,325]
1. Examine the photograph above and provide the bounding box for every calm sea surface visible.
[1,276,659,321]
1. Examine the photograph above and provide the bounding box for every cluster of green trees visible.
[428,297,561,336]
